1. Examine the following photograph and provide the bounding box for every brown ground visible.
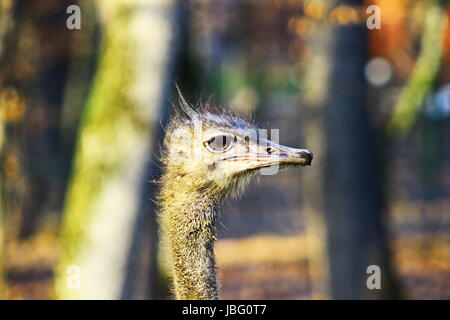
[4,230,449,299]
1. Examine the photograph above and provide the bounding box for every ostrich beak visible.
[264,143,313,167]
[221,141,313,170]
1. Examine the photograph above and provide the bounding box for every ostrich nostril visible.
[266,147,274,154]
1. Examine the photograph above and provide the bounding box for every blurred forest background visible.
[0,0,449,299]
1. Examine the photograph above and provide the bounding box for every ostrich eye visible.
[205,135,234,153]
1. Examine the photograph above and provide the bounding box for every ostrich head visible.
[161,94,313,200]
[158,90,313,300]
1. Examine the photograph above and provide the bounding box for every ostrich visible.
[158,92,313,300]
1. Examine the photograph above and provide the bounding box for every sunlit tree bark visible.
[0,0,20,298]
[55,0,180,299]
[302,19,332,299]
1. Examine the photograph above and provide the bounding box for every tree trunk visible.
[55,0,180,299]
[303,0,401,299]
[323,0,400,299]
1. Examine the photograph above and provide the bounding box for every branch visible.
[387,1,448,135]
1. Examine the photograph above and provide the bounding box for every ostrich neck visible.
[160,178,220,300]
